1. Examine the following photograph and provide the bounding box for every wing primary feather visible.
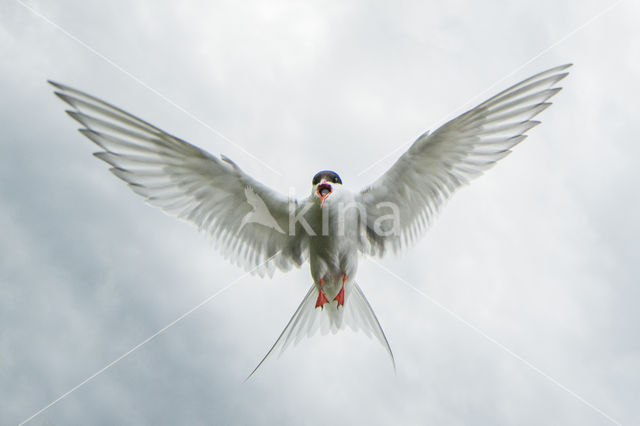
[53,81,304,276]
[357,64,570,256]
[50,80,167,135]
[476,64,571,109]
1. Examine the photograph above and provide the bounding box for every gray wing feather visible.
[51,81,307,276]
[358,64,571,255]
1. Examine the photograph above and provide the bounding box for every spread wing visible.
[50,81,307,277]
[357,64,571,256]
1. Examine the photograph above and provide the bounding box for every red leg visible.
[334,274,346,307]
[315,279,328,309]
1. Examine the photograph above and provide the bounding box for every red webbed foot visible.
[315,279,329,309]
[334,274,346,307]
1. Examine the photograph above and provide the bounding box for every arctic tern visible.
[50,63,571,377]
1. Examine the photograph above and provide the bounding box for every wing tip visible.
[54,91,85,110]
[47,79,65,90]
[78,127,95,136]
[542,63,573,77]
[93,151,118,167]
[66,109,86,126]
[78,128,109,150]
[548,63,572,84]
[526,120,541,131]
[54,91,71,105]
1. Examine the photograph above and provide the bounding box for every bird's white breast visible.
[306,190,361,295]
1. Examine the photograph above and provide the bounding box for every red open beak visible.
[317,183,332,208]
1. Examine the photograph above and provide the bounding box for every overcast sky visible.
[1,0,639,425]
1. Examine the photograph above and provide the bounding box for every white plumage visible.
[50,63,570,377]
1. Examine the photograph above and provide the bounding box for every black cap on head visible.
[312,170,342,185]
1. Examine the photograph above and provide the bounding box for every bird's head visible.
[312,170,342,208]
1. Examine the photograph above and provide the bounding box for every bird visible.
[50,63,571,377]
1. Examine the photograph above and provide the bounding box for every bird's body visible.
[50,63,571,376]
[308,187,358,296]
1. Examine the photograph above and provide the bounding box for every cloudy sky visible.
[2,0,639,424]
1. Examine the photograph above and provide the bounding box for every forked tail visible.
[245,282,394,380]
